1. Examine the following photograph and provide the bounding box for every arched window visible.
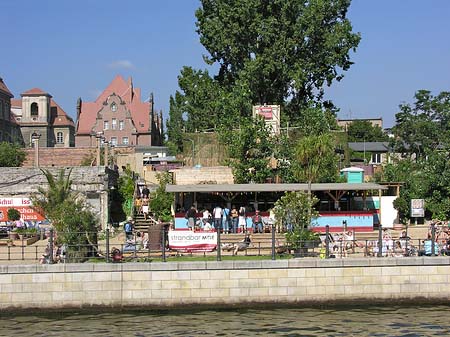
[56,132,64,144]
[31,102,39,116]
[111,102,117,112]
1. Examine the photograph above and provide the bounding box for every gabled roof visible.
[0,77,13,98]
[76,75,150,134]
[50,99,74,127]
[11,99,22,108]
[348,142,391,152]
[21,88,51,97]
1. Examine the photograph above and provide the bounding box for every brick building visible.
[75,75,163,147]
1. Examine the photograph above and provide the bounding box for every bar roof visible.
[166,183,387,193]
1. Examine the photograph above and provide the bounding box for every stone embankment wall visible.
[173,166,234,185]
[1,258,450,311]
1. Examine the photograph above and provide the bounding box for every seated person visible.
[419,234,439,256]
[233,234,251,255]
[110,247,123,262]
[251,210,263,234]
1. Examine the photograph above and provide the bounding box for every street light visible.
[31,132,41,167]
[95,131,104,167]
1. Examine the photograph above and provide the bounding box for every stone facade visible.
[0,258,449,310]
[0,167,110,229]
[173,166,234,185]
[11,88,75,147]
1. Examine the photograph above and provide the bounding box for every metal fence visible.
[0,224,446,263]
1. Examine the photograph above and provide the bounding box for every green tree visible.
[219,117,274,183]
[117,166,136,217]
[7,208,21,221]
[166,92,186,154]
[0,142,26,167]
[273,191,319,249]
[169,0,360,133]
[294,133,339,185]
[150,172,174,222]
[31,169,98,261]
[347,120,388,142]
[392,90,450,159]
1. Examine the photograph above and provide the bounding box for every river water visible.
[1,305,449,336]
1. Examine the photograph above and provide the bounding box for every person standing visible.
[223,206,231,234]
[141,185,150,199]
[230,206,239,234]
[124,217,134,241]
[212,205,223,232]
[238,206,246,233]
[186,206,197,231]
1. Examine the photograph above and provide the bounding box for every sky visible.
[1,0,450,129]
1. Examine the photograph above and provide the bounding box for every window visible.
[119,120,124,130]
[122,137,129,145]
[56,132,64,144]
[31,102,39,116]
[103,121,109,130]
[372,153,382,164]
[111,102,117,112]
[112,118,117,130]
[110,137,117,146]
[0,101,3,118]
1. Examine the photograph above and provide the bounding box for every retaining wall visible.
[1,258,450,311]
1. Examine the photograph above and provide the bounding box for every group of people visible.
[185,205,270,234]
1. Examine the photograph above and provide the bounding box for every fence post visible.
[431,223,436,257]
[271,223,276,260]
[162,227,166,262]
[325,225,330,258]
[49,228,54,264]
[217,228,222,261]
[105,228,110,263]
[377,224,383,258]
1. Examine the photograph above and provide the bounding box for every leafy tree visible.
[392,90,450,159]
[347,120,388,142]
[166,92,186,153]
[0,142,26,167]
[168,0,360,134]
[273,191,319,249]
[150,172,174,222]
[117,166,136,217]
[7,208,21,221]
[195,0,360,122]
[294,133,339,185]
[31,169,98,261]
[219,117,274,183]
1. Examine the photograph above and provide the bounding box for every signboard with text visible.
[410,199,425,218]
[0,197,45,221]
[168,230,217,252]
[252,105,281,134]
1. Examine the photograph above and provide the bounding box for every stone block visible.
[208,270,230,280]
[287,269,307,278]
[219,279,239,288]
[190,288,211,298]
[210,288,230,298]
[65,263,94,273]
[150,271,172,281]
[200,279,220,289]
[261,260,288,269]
[317,259,343,268]
[333,276,354,286]
[171,289,191,299]
[178,262,207,270]
[93,263,122,272]
[8,265,37,274]
[150,262,178,271]
[130,271,152,281]
[207,261,234,270]
[248,269,268,279]
[229,287,249,297]
[277,277,297,287]
[230,270,248,279]
[258,278,277,288]
[288,259,316,268]
[249,287,269,297]
[161,280,181,290]
[233,260,262,269]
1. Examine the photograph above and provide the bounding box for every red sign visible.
[0,198,45,221]
[257,106,273,119]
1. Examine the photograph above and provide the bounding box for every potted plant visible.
[7,208,21,240]
[273,191,320,257]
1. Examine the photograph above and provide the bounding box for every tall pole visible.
[104,141,109,167]
[31,132,41,168]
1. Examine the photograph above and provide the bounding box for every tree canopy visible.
[347,120,388,142]
[166,0,360,142]
[0,142,26,167]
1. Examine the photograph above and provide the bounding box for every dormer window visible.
[111,102,117,112]
[31,102,39,116]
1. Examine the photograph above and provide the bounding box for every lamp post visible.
[104,141,109,167]
[95,131,104,167]
[31,132,41,168]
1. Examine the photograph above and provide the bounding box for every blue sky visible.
[1,0,449,128]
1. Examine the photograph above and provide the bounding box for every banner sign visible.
[0,197,45,221]
[168,230,217,252]
[410,199,425,218]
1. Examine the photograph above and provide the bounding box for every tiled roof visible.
[77,75,150,134]
[50,99,74,127]
[11,99,22,107]
[21,87,51,96]
[0,77,13,97]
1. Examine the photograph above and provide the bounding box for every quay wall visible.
[1,258,450,310]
